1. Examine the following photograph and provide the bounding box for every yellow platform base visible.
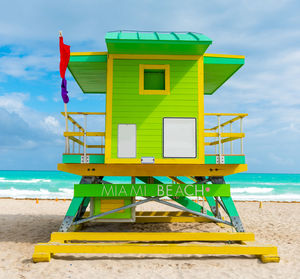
[32,232,279,263]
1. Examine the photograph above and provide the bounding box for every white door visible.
[118,124,136,158]
[163,118,196,158]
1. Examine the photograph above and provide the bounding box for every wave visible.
[231,187,274,194]
[230,182,300,186]
[0,187,73,199]
[0,178,51,183]
[232,193,300,201]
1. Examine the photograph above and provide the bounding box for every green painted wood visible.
[225,155,245,164]
[69,55,107,63]
[144,69,165,90]
[221,196,239,217]
[204,155,245,164]
[93,197,132,219]
[205,156,216,164]
[111,59,200,159]
[63,155,81,163]
[66,197,84,217]
[68,61,107,93]
[105,31,212,55]
[204,63,243,95]
[74,184,230,197]
[204,57,244,65]
[62,155,104,164]
[205,196,217,212]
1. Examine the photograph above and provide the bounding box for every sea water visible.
[0,170,299,201]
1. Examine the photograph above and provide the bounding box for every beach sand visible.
[0,199,299,279]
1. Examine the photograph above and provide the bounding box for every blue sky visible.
[0,0,299,173]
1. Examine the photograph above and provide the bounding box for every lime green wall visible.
[111,59,199,159]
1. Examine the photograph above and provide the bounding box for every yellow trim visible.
[139,64,170,95]
[111,54,201,60]
[198,57,205,164]
[62,112,106,115]
[64,132,84,137]
[70,52,108,56]
[105,54,113,164]
[204,132,245,138]
[33,241,278,263]
[107,158,203,164]
[204,53,245,59]
[136,216,212,223]
[86,132,105,136]
[50,232,255,242]
[204,113,248,116]
[57,163,248,176]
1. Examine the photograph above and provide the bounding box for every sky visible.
[0,0,299,173]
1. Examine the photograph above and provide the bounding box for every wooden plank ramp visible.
[32,232,279,263]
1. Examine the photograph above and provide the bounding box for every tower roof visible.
[105,30,212,55]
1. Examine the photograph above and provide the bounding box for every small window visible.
[118,124,136,158]
[139,64,170,95]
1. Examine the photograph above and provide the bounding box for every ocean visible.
[0,170,299,201]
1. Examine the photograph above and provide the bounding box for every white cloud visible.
[43,116,63,135]
[37,95,47,102]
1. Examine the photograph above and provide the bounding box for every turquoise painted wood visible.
[66,197,84,217]
[62,155,104,164]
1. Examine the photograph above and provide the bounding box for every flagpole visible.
[60,30,69,153]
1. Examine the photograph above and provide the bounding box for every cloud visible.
[0,0,299,171]
[0,92,64,151]
[0,54,58,80]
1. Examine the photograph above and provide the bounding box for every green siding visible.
[111,59,200,159]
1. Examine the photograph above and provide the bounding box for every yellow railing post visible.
[64,104,69,154]
[83,114,87,163]
[230,122,233,154]
[218,116,221,160]
[240,117,243,155]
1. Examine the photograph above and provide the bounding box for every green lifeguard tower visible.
[33,31,279,263]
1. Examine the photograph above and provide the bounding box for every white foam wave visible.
[230,182,300,186]
[231,187,274,194]
[0,178,51,183]
[0,187,73,199]
[232,193,300,202]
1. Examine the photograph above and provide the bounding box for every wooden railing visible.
[204,113,248,158]
[62,112,105,163]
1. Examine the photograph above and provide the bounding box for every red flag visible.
[59,36,70,79]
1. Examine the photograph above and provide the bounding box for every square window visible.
[144,69,165,90]
[163,118,197,158]
[139,64,170,95]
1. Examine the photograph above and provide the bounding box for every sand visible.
[0,199,300,279]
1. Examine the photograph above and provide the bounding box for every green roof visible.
[105,31,212,55]
[68,54,107,93]
[204,55,244,95]
[68,53,244,95]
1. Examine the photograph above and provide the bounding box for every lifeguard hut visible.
[33,31,279,263]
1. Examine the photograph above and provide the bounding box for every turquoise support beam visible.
[66,197,85,217]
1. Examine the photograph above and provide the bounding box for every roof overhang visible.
[67,52,244,95]
[105,31,212,55]
[68,52,107,94]
[204,54,245,95]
